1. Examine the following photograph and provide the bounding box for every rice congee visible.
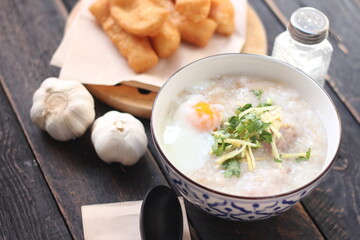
[161,75,327,197]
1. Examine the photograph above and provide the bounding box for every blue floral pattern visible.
[163,161,316,221]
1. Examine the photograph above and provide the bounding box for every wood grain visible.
[301,84,360,240]
[0,84,72,240]
[261,1,360,238]
[0,0,323,238]
[86,2,322,239]
[0,0,358,239]
[183,202,324,240]
[242,5,268,55]
[85,84,156,119]
[249,0,285,55]
[0,0,168,239]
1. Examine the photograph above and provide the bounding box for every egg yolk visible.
[187,102,221,132]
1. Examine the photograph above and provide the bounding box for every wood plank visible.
[61,0,76,12]
[265,0,360,124]
[0,0,352,240]
[249,0,285,54]
[185,202,323,240]
[0,1,168,239]
[70,0,359,239]
[301,84,360,240]
[0,83,72,240]
[252,1,360,238]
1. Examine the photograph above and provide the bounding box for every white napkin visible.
[51,0,247,91]
[81,197,191,240]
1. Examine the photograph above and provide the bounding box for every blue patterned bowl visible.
[151,54,341,221]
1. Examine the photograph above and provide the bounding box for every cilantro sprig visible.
[211,91,312,178]
[251,89,264,99]
[280,148,312,162]
[222,159,241,178]
[296,148,311,162]
[212,101,279,177]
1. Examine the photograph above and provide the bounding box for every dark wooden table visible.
[0,0,359,239]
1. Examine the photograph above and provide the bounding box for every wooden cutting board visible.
[68,4,267,118]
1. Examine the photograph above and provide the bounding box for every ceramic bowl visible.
[150,54,341,221]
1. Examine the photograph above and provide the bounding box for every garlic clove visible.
[93,131,126,163]
[91,111,148,166]
[30,99,47,130]
[30,77,95,141]
[45,113,77,141]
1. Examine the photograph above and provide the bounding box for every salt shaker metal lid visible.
[288,7,330,44]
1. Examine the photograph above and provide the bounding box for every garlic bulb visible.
[30,77,95,141]
[91,111,148,166]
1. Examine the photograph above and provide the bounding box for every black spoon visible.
[140,185,183,240]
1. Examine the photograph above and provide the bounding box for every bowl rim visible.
[150,53,342,200]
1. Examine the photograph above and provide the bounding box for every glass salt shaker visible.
[272,7,333,87]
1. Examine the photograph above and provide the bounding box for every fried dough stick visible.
[149,0,180,58]
[178,18,217,47]
[150,0,174,10]
[170,10,217,47]
[110,0,168,37]
[175,0,211,22]
[153,0,219,47]
[151,21,181,58]
[156,0,216,47]
[89,0,158,73]
[209,0,235,35]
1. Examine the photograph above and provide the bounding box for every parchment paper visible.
[51,0,247,91]
[81,197,191,240]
